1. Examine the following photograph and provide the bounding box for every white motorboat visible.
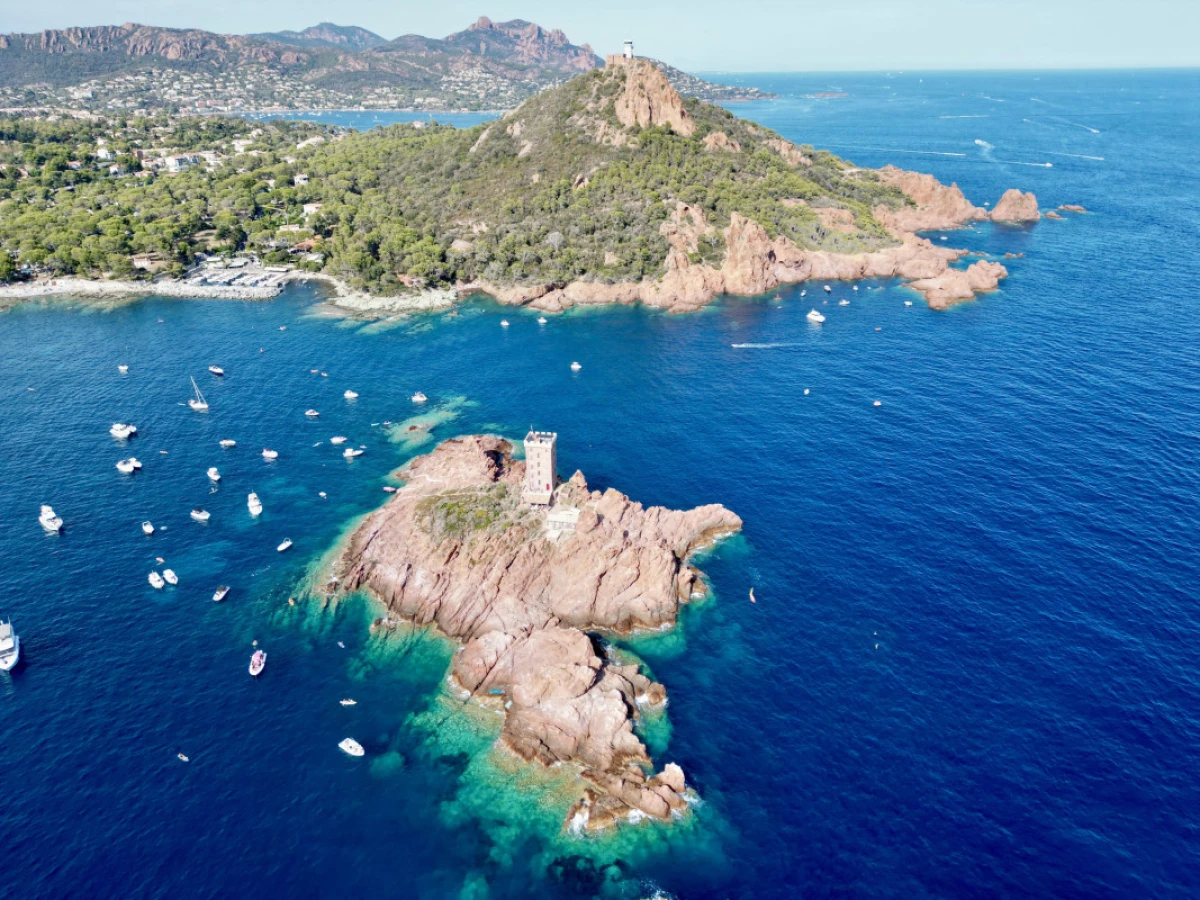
[207,467,221,483]
[118,364,129,374]
[800,290,807,297]
[305,409,320,418]
[116,458,137,474]
[343,448,363,459]
[0,619,20,671]
[570,361,582,371]
[149,571,165,589]
[213,585,230,602]
[343,390,358,399]
[824,285,832,293]
[340,699,357,707]
[110,423,137,439]
[249,650,266,676]
[537,316,547,324]
[177,753,189,763]
[330,436,348,445]
[500,319,510,328]
[853,285,859,292]
[280,326,288,331]
[339,738,365,757]
[839,299,850,306]
[142,521,154,536]
[208,365,225,376]
[320,372,328,377]
[190,507,210,523]
[247,492,263,517]
[411,392,427,404]
[318,491,327,499]
[277,538,293,552]
[38,505,63,532]
[219,439,237,448]
[188,377,209,412]
[807,309,826,324]
[874,400,883,407]
[904,300,913,307]
[162,569,178,586]
[262,449,279,460]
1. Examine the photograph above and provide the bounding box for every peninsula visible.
[0,53,1041,311]
[333,434,742,832]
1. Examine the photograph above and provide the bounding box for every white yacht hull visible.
[0,636,19,671]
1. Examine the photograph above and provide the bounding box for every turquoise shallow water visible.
[4,71,1200,898]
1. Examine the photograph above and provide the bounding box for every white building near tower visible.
[523,430,558,505]
[623,40,634,59]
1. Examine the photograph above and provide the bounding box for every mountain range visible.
[0,17,774,112]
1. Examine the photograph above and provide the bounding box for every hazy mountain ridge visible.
[251,23,388,52]
[0,18,774,111]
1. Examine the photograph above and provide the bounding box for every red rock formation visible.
[907,260,1008,309]
[990,189,1040,222]
[338,436,741,830]
[610,57,695,137]
[765,138,812,167]
[703,131,741,152]
[875,165,987,231]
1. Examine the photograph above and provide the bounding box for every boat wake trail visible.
[996,159,1054,168]
[1045,151,1106,161]
[731,342,806,349]
[827,145,966,157]
[940,115,989,119]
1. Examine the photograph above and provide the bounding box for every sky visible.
[4,0,1198,72]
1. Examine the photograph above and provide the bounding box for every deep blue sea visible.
[5,71,1200,899]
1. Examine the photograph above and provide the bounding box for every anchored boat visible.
[39,505,63,533]
[0,619,20,671]
[188,377,208,412]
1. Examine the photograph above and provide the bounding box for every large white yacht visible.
[0,619,20,671]
[247,492,263,517]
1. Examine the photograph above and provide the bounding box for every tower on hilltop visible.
[523,430,558,505]
[624,40,634,59]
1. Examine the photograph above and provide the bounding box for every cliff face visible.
[337,436,742,831]
[609,57,696,137]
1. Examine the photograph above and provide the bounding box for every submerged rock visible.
[337,435,741,830]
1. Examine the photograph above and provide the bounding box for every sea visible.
[4,70,1199,899]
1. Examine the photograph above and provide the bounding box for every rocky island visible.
[333,434,742,832]
[0,51,1042,313]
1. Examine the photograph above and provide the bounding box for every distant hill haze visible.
[0,18,774,111]
[251,23,388,51]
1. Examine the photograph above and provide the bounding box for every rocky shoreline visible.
[463,166,1044,315]
[0,166,1053,318]
[0,276,283,307]
[333,435,742,833]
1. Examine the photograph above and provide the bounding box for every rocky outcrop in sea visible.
[335,435,742,832]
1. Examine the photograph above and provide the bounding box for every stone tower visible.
[522,431,558,505]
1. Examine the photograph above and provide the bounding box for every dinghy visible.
[249,650,266,677]
[339,738,365,757]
